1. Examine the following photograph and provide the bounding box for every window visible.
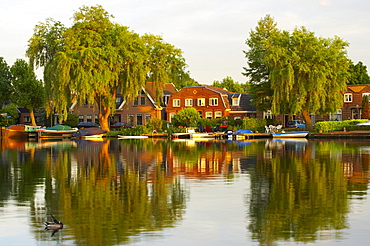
[128,114,134,125]
[163,95,170,106]
[198,98,205,106]
[145,114,151,123]
[232,98,239,106]
[86,115,92,122]
[137,114,143,125]
[344,93,352,102]
[140,96,146,105]
[134,96,146,106]
[206,112,213,119]
[363,93,370,101]
[173,99,180,107]
[79,115,84,122]
[185,99,193,106]
[95,115,99,125]
[209,98,218,106]
[263,110,273,119]
[24,116,31,123]
[215,111,222,118]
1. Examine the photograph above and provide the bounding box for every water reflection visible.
[0,138,369,245]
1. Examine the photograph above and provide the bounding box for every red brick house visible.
[116,82,177,126]
[342,84,370,120]
[165,85,256,121]
[70,82,177,126]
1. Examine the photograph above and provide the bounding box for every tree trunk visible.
[29,108,37,126]
[99,106,111,132]
[302,110,313,131]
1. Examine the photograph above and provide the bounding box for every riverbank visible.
[308,131,370,139]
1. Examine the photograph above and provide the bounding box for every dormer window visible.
[232,97,239,106]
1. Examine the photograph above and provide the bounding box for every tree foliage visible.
[10,59,45,126]
[243,15,279,111]
[26,5,192,131]
[171,107,201,127]
[244,15,350,130]
[212,76,246,92]
[0,57,14,108]
[347,61,370,85]
[0,104,18,126]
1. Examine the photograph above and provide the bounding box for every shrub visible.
[146,118,163,132]
[171,108,201,127]
[241,118,267,132]
[314,119,368,132]
[120,125,149,136]
[62,113,79,127]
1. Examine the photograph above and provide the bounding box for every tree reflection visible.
[45,139,186,245]
[249,140,350,245]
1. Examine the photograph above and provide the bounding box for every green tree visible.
[27,5,190,131]
[0,57,13,108]
[347,61,370,85]
[10,59,45,126]
[0,104,18,126]
[171,107,201,127]
[212,76,246,92]
[244,15,350,131]
[243,15,278,112]
[62,113,79,127]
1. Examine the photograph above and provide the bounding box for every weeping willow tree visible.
[245,15,350,130]
[27,5,189,131]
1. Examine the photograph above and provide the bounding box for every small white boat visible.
[118,135,149,139]
[272,131,309,138]
[190,133,215,139]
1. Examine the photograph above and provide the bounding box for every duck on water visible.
[45,215,63,236]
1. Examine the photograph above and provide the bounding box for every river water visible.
[0,138,369,245]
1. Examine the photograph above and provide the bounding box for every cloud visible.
[319,0,332,6]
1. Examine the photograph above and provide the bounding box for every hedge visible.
[314,119,369,132]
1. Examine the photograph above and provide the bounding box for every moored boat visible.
[73,127,107,139]
[38,125,78,138]
[1,124,41,139]
[272,131,309,138]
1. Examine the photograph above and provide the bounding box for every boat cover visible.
[73,127,107,137]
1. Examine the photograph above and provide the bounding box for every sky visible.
[1,0,369,84]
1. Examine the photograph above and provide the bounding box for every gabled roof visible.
[228,93,255,112]
[347,84,369,93]
[118,82,177,109]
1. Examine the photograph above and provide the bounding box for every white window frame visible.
[344,93,352,102]
[363,93,370,101]
[173,99,180,107]
[215,111,222,118]
[206,112,213,119]
[263,110,273,119]
[232,98,239,106]
[198,98,205,106]
[185,98,193,106]
[209,98,218,106]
